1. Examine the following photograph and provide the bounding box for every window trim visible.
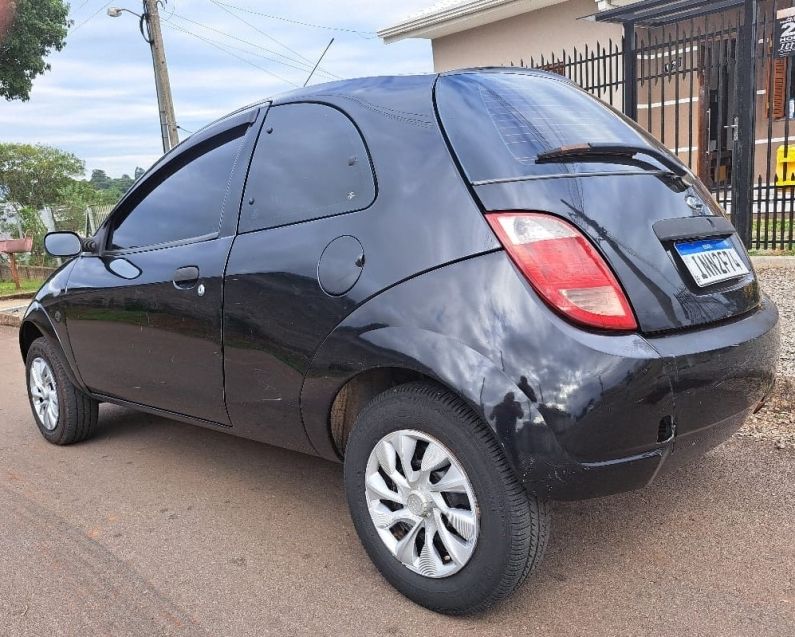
[237,100,378,235]
[102,231,220,258]
[99,115,255,254]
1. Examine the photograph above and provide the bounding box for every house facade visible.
[380,0,626,72]
[380,0,795,251]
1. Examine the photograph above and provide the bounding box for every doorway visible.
[699,35,739,189]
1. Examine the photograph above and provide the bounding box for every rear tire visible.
[26,338,98,445]
[344,381,550,615]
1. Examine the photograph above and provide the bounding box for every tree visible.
[89,168,111,189]
[0,0,70,101]
[116,173,134,191]
[0,143,84,209]
[89,168,136,199]
[0,143,83,264]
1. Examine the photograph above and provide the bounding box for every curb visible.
[752,256,795,269]
[0,313,21,328]
[0,292,35,301]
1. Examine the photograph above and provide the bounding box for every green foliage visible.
[0,143,137,265]
[0,143,84,209]
[0,0,70,101]
[89,168,137,201]
[0,278,45,294]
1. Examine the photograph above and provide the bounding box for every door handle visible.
[173,266,200,289]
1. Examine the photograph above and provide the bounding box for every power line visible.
[210,1,377,37]
[162,20,298,87]
[71,1,113,32]
[71,0,96,14]
[207,0,318,67]
[165,19,310,81]
[169,13,338,79]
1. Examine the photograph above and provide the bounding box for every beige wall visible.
[429,0,788,183]
[431,0,622,71]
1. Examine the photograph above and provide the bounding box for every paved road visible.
[0,325,793,636]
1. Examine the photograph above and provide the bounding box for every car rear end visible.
[434,69,780,498]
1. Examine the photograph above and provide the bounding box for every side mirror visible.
[44,231,84,258]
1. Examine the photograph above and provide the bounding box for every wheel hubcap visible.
[364,429,479,578]
[406,491,430,517]
[29,357,59,431]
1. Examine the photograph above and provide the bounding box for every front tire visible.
[344,382,550,615]
[26,338,98,445]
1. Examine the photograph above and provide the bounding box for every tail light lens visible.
[486,212,637,331]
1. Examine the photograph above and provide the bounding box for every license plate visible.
[675,238,750,287]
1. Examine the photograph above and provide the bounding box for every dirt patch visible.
[738,376,795,449]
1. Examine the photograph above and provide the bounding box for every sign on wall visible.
[776,6,795,57]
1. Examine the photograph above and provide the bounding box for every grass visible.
[752,216,795,253]
[0,279,45,296]
[749,249,795,256]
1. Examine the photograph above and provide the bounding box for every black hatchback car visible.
[22,70,779,614]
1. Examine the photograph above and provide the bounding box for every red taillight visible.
[486,212,637,331]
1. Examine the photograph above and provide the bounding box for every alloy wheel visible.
[29,357,59,431]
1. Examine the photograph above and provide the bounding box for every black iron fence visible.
[517,0,795,251]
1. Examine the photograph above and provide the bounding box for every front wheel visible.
[26,338,98,445]
[344,382,550,615]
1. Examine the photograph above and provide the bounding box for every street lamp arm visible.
[107,7,152,43]
[107,7,142,18]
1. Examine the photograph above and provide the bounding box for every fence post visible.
[622,21,638,119]
[9,253,21,290]
[732,0,759,247]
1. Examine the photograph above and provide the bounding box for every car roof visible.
[195,67,567,138]
[142,67,568,191]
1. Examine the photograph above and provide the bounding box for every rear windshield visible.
[436,71,654,182]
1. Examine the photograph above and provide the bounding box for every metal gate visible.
[518,0,795,251]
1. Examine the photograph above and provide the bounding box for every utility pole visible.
[108,2,179,153]
[143,0,179,153]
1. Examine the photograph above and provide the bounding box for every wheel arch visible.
[19,303,86,392]
[301,325,559,483]
[326,366,447,456]
[19,319,46,360]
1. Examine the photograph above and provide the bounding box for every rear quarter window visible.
[240,102,376,233]
[436,71,652,182]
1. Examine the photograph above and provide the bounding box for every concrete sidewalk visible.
[0,297,30,327]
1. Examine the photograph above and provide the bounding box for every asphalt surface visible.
[0,325,793,636]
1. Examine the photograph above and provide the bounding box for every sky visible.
[0,0,434,177]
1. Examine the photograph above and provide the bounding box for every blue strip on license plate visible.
[675,237,734,256]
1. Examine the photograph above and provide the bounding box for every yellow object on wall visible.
[776,145,795,185]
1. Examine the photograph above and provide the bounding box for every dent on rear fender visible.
[364,326,570,472]
[301,321,573,482]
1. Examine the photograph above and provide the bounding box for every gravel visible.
[738,263,795,449]
[756,263,795,378]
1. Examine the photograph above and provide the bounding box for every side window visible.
[108,131,244,250]
[240,103,375,233]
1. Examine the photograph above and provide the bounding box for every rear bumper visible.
[524,297,779,500]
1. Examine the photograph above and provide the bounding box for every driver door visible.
[63,124,250,424]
